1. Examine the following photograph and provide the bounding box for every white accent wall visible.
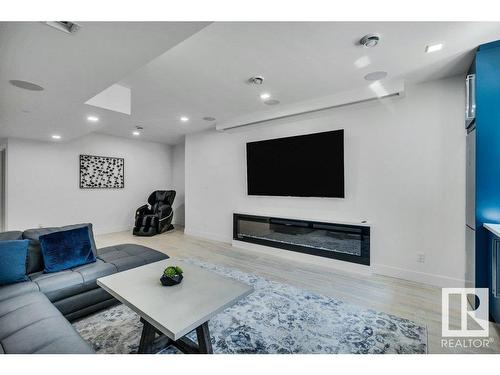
[6,133,172,234]
[185,76,466,287]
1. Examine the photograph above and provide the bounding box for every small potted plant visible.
[160,265,184,286]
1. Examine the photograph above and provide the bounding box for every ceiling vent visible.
[45,21,81,34]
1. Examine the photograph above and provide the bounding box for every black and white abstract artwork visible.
[79,155,124,189]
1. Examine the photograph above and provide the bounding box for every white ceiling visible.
[1,21,500,144]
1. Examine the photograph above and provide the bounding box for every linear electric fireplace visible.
[233,213,370,265]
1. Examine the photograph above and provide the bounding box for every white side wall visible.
[171,142,185,226]
[185,76,466,287]
[6,133,172,234]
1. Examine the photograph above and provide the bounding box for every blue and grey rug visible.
[73,259,427,354]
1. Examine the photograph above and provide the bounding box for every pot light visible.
[180,116,189,122]
[260,93,271,100]
[425,43,443,53]
[51,134,61,140]
[133,126,143,136]
[87,115,99,123]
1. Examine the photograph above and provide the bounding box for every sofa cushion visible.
[0,240,30,286]
[29,270,85,302]
[23,223,97,274]
[97,243,168,271]
[39,226,96,273]
[0,292,62,336]
[28,259,117,302]
[72,259,117,287]
[0,291,93,354]
[0,281,39,302]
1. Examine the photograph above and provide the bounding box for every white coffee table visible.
[97,259,253,354]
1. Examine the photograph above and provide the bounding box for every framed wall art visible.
[79,154,124,189]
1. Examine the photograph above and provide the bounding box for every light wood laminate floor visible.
[95,227,500,354]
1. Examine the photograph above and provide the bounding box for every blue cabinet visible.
[472,40,500,322]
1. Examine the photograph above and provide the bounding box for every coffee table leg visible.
[196,321,213,354]
[138,319,156,354]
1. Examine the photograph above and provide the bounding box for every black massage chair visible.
[133,190,176,236]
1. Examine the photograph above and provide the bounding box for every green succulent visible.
[163,266,183,278]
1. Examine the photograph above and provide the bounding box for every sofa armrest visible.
[0,231,23,241]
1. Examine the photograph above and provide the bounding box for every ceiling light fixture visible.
[364,71,388,81]
[87,115,99,122]
[425,43,444,53]
[133,126,143,136]
[248,76,264,85]
[260,93,271,100]
[359,34,380,48]
[203,116,216,122]
[180,116,189,122]
[51,134,61,140]
[9,80,44,91]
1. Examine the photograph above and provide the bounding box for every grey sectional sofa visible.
[0,224,168,354]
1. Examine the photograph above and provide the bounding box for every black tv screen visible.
[246,129,344,198]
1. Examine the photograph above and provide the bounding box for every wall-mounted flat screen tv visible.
[246,129,344,198]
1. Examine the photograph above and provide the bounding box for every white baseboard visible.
[232,239,372,276]
[372,263,466,288]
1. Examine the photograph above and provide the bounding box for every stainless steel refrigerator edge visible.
[465,73,476,302]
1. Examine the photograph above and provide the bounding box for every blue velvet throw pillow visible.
[39,226,96,273]
[0,240,29,285]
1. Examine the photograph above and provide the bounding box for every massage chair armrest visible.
[156,203,173,218]
[135,204,150,217]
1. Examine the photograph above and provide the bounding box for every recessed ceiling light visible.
[364,71,388,81]
[9,80,44,91]
[133,126,143,136]
[203,116,216,122]
[425,43,444,53]
[87,116,99,122]
[180,116,189,122]
[260,93,271,100]
[51,134,61,140]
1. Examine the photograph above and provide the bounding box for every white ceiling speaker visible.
[264,99,280,106]
[248,76,264,85]
[364,71,388,81]
[9,80,44,91]
[359,34,380,48]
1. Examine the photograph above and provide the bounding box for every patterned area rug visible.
[73,259,427,354]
